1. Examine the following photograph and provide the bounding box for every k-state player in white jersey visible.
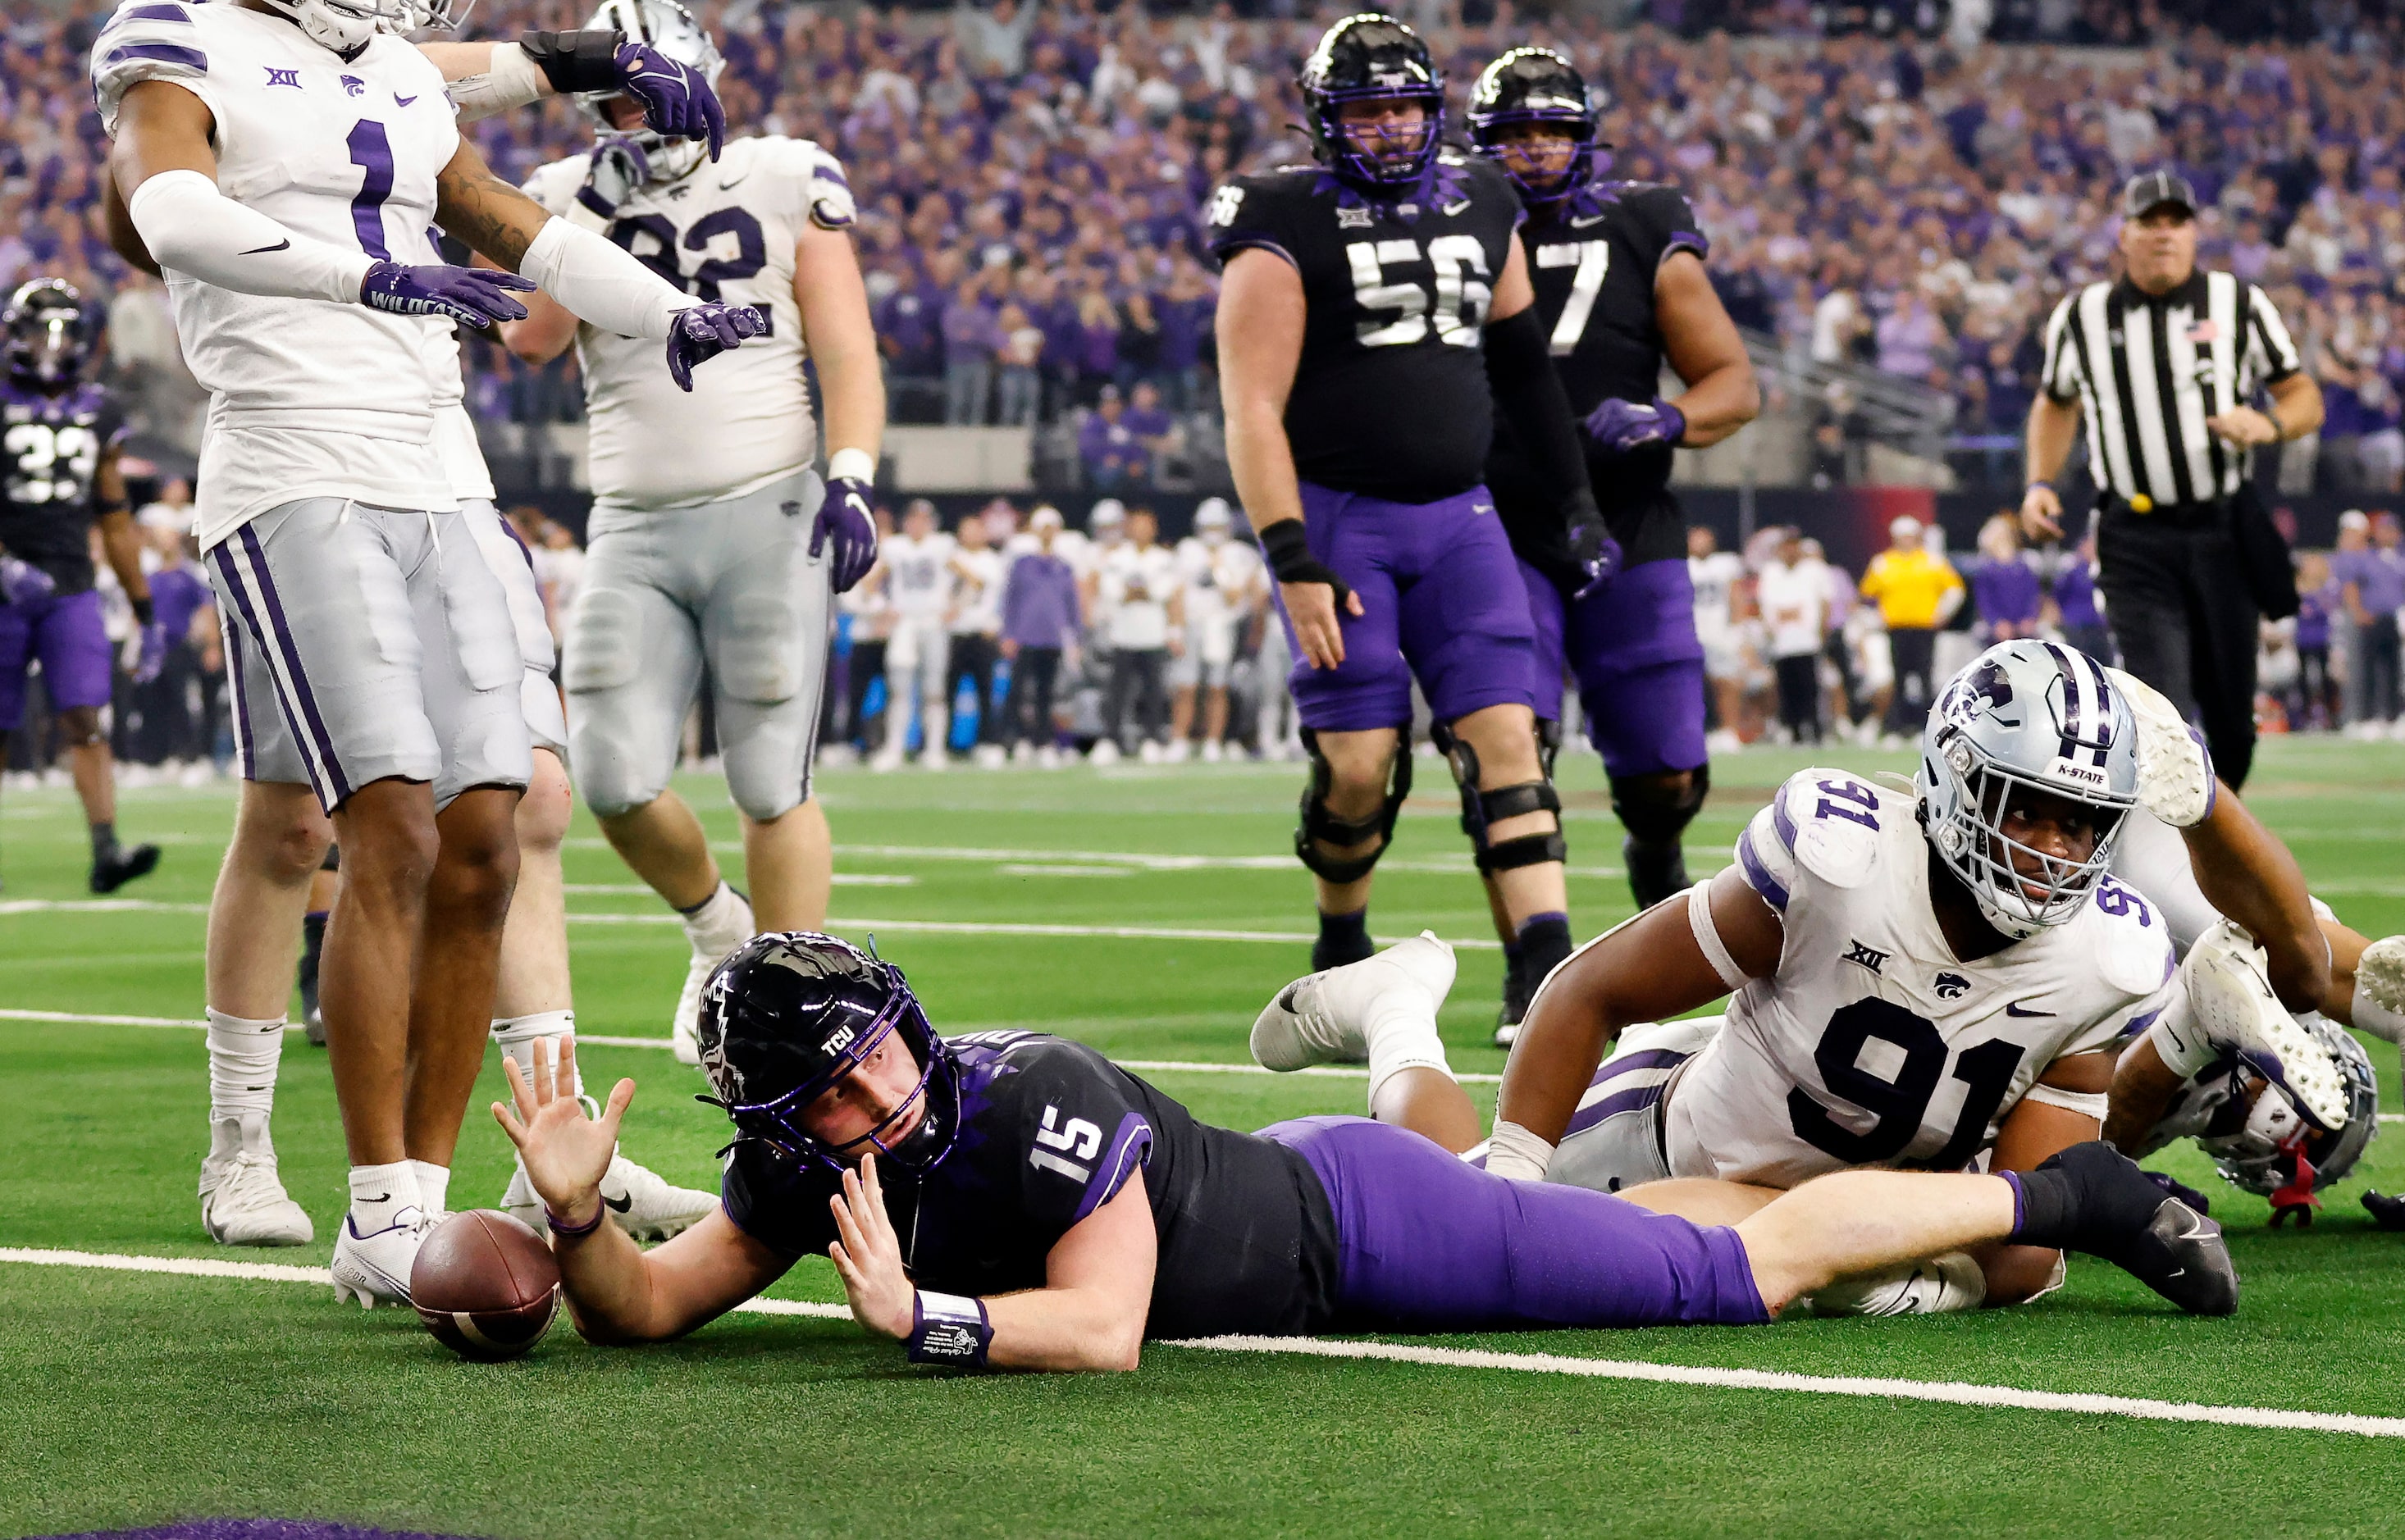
[1479,640,2327,1310]
[499,0,884,1066]
[98,0,763,1303]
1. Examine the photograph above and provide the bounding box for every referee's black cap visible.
[2122,170,2198,220]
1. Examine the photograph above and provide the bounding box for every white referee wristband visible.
[827,448,877,485]
[445,41,548,124]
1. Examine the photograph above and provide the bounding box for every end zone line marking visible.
[6,1246,2401,1439]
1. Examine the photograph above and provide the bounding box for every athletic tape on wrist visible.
[2020,1082,2111,1121]
[827,448,877,484]
[1485,1119,1555,1182]
[906,1290,993,1369]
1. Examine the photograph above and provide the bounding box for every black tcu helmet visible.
[1467,47,1600,204]
[695,932,961,1173]
[2,279,94,392]
[1298,13,1445,194]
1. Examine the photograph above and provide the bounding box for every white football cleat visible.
[199,1148,313,1247]
[1799,1250,1987,1318]
[330,1205,427,1309]
[1252,931,1457,1072]
[2104,665,2214,827]
[2181,919,2349,1130]
[600,1153,718,1242]
[2356,935,2405,1040]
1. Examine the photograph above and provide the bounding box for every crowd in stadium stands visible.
[16,2,2405,487]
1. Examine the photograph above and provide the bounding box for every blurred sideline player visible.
[1169,497,1266,762]
[1686,526,1746,749]
[1467,49,1760,1018]
[0,279,165,895]
[864,499,953,772]
[1479,641,2336,1310]
[497,0,883,1064]
[1208,16,1609,1037]
[98,0,761,1295]
[484,931,2234,1368]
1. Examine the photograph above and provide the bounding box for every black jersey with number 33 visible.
[1206,150,1527,503]
[0,380,125,592]
[1486,179,1708,563]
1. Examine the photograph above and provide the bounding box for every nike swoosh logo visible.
[1570,212,1608,228]
[719,175,747,191]
[240,239,291,255]
[2003,1001,2056,1018]
[604,1192,633,1213]
[395,93,417,105]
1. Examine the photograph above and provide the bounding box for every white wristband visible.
[1485,1119,1555,1182]
[1687,882,1750,991]
[827,448,877,484]
[518,216,691,341]
[445,41,548,124]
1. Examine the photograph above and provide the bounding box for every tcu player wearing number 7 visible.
[1469,52,1760,1030]
[94,0,763,1302]
[1483,640,2327,1312]
[1207,16,1611,1008]
[500,0,884,1065]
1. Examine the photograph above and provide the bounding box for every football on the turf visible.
[411,1210,560,1361]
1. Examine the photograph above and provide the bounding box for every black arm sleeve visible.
[1484,306,1594,522]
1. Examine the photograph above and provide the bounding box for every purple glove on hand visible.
[0,554,55,607]
[361,262,536,330]
[1584,395,1687,455]
[664,303,766,391]
[614,41,725,159]
[132,620,167,686]
[1564,490,1622,602]
[812,476,878,594]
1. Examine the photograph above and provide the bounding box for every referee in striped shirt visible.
[2019,170,2322,791]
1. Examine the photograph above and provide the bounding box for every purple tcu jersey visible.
[720,1032,1339,1339]
[0,380,128,593]
[1488,180,1707,566]
[1205,149,1525,503]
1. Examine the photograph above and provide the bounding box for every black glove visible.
[2142,1169,2212,1218]
[1258,518,1349,607]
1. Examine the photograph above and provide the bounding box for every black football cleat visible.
[2044,1143,2239,1316]
[89,841,161,895]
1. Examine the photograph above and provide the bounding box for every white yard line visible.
[4,1245,2401,1439]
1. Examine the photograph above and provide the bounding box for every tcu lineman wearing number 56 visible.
[1207,16,1610,1059]
[501,0,884,1063]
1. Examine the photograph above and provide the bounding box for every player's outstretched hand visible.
[0,553,55,608]
[828,1153,914,1339]
[130,620,167,686]
[491,1037,634,1228]
[614,41,725,161]
[813,477,879,593]
[361,262,537,330]
[664,303,767,392]
[1583,395,1686,455]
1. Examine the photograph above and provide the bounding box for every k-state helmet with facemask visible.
[1297,13,1446,194]
[1467,47,1600,205]
[575,0,723,190]
[1915,640,2139,940]
[695,932,962,1174]
[2189,1018,2380,1198]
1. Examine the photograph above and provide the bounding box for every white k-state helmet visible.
[2199,1018,2380,1197]
[265,0,413,56]
[577,0,724,187]
[1914,639,2138,940]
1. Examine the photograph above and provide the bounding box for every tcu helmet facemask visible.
[1298,13,1446,194]
[1467,47,1600,205]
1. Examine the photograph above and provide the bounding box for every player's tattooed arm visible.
[1654,252,1759,449]
[435,142,553,271]
[1498,866,1784,1150]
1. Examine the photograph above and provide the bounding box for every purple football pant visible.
[1522,557,1708,778]
[1259,1114,1767,1331]
[1272,482,1536,731]
[0,587,112,730]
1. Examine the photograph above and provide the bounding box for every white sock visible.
[492,1009,584,1100]
[1363,996,1453,1114]
[2353,987,2405,1045]
[205,1007,284,1123]
[408,1159,451,1219]
[348,1160,421,1230]
[680,881,751,958]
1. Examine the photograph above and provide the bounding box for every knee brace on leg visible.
[1294,727,1412,883]
[1433,722,1566,875]
[1612,765,1707,907]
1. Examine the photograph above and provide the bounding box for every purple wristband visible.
[905,1289,993,1369]
[545,1201,606,1238]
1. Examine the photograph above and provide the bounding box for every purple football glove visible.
[0,553,55,607]
[361,262,536,330]
[614,41,724,160]
[1564,491,1621,602]
[812,476,878,594]
[131,620,167,686]
[664,303,766,391]
[1584,395,1687,455]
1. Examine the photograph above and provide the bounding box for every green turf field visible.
[7,740,2405,1538]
